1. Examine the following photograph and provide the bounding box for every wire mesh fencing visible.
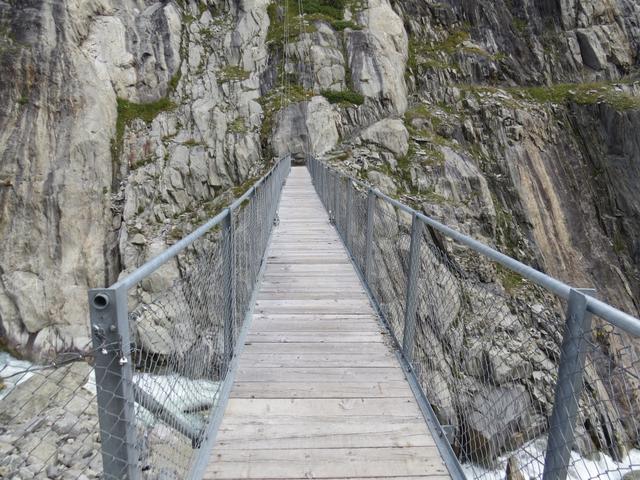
[0,156,290,480]
[308,156,640,480]
[1,351,103,479]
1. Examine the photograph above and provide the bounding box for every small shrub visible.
[330,19,361,31]
[218,65,250,82]
[229,117,247,134]
[113,97,177,161]
[321,89,365,105]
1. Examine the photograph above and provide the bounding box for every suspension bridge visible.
[201,166,449,479]
[2,156,640,480]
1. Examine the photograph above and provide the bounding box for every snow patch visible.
[462,436,640,479]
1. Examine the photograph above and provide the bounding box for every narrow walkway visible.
[204,167,449,479]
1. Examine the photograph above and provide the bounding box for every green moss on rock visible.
[321,89,364,105]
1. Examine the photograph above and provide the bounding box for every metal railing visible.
[308,156,640,480]
[0,156,290,480]
[88,155,290,479]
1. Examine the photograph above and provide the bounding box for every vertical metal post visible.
[402,213,423,361]
[345,178,352,251]
[323,167,328,207]
[542,288,594,480]
[321,165,326,206]
[222,207,236,365]
[364,189,376,283]
[332,171,338,225]
[89,287,140,480]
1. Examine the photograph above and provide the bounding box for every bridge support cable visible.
[88,156,291,479]
[307,156,640,480]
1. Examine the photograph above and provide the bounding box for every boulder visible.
[461,384,534,464]
[367,170,397,195]
[346,0,408,114]
[576,29,608,70]
[359,119,409,158]
[273,97,339,160]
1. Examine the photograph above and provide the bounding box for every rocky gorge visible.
[0,0,640,478]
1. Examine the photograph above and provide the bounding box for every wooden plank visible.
[254,300,373,312]
[222,398,423,417]
[247,320,380,333]
[238,353,396,368]
[263,264,357,272]
[257,292,367,298]
[242,342,391,355]
[252,313,378,321]
[205,447,448,479]
[230,381,414,399]
[234,367,406,383]
[245,332,387,343]
[261,279,362,284]
[254,301,373,312]
[215,416,434,449]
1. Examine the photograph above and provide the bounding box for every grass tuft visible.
[112,97,177,162]
[218,65,251,82]
[512,82,640,110]
[321,89,364,105]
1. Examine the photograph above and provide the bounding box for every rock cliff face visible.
[0,0,639,470]
[0,0,271,357]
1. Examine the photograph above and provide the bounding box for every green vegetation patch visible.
[301,0,345,19]
[512,82,640,111]
[258,84,314,150]
[229,117,248,134]
[113,97,177,162]
[218,65,251,82]
[327,19,361,31]
[496,264,525,293]
[407,27,495,72]
[169,68,182,93]
[267,2,315,44]
[267,0,361,45]
[408,29,469,70]
[321,89,364,105]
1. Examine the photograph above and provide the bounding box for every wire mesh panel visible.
[369,199,411,344]
[306,156,640,480]
[408,232,568,478]
[349,187,369,273]
[334,176,348,238]
[0,353,102,479]
[0,157,290,480]
[128,232,227,478]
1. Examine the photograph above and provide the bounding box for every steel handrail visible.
[315,159,640,336]
[111,157,290,292]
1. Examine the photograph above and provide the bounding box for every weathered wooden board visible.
[234,367,406,383]
[222,398,423,417]
[237,353,397,368]
[245,332,387,343]
[230,381,414,399]
[241,341,392,355]
[206,447,448,479]
[215,416,434,449]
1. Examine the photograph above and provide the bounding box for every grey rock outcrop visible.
[358,118,409,158]
[0,0,271,358]
[1,0,640,472]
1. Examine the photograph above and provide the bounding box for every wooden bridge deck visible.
[204,166,450,479]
